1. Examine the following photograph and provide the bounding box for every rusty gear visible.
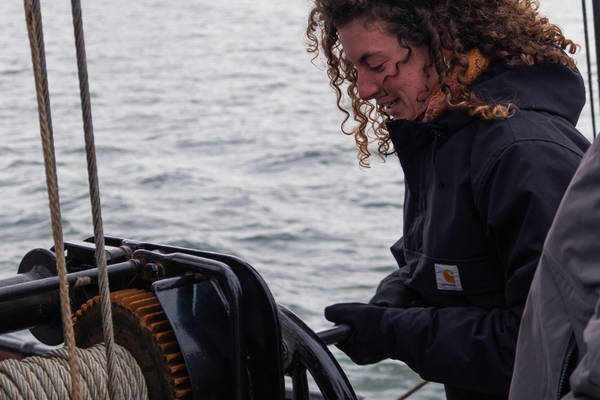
[73,289,191,399]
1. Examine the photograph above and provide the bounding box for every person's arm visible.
[369,238,422,307]
[326,302,522,394]
[327,140,583,396]
[562,303,600,399]
[537,139,600,400]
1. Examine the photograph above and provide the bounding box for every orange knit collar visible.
[421,49,489,123]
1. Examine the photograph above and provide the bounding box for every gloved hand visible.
[369,270,422,307]
[324,302,394,365]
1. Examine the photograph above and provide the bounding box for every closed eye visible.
[368,63,384,72]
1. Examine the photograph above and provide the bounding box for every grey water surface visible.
[0,1,594,399]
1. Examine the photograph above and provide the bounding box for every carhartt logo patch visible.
[435,264,463,291]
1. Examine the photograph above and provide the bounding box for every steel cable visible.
[69,0,122,398]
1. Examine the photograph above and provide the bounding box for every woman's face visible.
[338,17,439,121]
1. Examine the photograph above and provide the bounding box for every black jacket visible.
[373,62,589,399]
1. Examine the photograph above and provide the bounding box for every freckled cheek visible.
[382,75,408,99]
[386,84,422,110]
[384,70,423,95]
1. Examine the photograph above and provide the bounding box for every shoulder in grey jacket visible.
[510,137,600,400]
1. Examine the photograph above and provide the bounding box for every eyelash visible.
[368,64,384,72]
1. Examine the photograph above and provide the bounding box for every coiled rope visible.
[19,1,147,398]
[0,344,148,400]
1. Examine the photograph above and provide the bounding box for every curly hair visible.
[306,0,578,167]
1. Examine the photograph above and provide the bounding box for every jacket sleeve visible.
[566,306,600,399]
[369,238,423,307]
[552,139,600,400]
[384,141,584,395]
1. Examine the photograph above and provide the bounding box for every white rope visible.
[24,1,130,398]
[0,344,148,400]
[22,1,154,399]
[23,1,81,397]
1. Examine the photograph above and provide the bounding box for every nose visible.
[357,72,380,100]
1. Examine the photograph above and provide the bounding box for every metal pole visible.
[0,260,138,301]
[0,261,138,336]
[317,324,352,345]
[0,334,53,357]
[592,0,600,138]
[583,0,597,138]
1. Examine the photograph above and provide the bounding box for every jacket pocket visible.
[402,249,505,306]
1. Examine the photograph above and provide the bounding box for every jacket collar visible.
[386,60,585,153]
[386,109,468,154]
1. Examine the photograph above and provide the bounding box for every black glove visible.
[369,270,422,307]
[324,302,394,365]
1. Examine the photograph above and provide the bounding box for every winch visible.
[0,236,357,400]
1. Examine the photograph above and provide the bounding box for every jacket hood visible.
[472,62,585,126]
[386,61,586,140]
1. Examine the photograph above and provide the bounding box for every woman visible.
[306,1,590,399]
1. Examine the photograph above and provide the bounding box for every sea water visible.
[0,1,593,399]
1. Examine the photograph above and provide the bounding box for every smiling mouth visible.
[382,99,397,109]
[380,99,399,115]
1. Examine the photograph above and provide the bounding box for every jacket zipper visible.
[557,333,578,399]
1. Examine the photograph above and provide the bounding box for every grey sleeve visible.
[567,305,600,399]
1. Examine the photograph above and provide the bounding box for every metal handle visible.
[317,324,352,346]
